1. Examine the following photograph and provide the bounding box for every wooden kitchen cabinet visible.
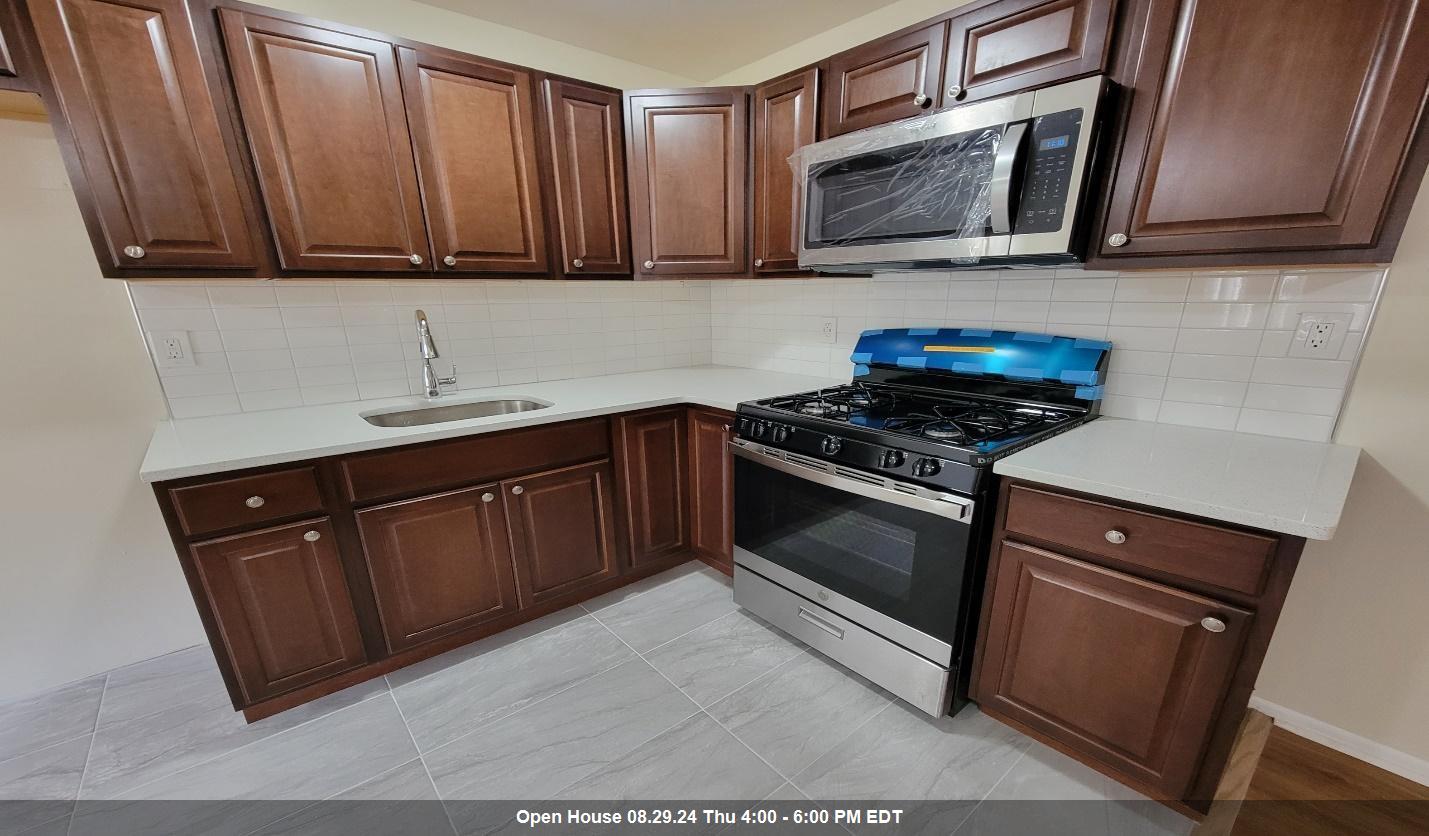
[615,409,690,567]
[820,21,947,137]
[0,0,34,91]
[355,485,521,653]
[219,9,431,272]
[399,48,550,274]
[543,78,632,276]
[752,68,818,274]
[190,519,366,704]
[503,460,621,605]
[1094,0,1429,265]
[943,0,1116,104]
[687,407,735,574]
[625,88,749,277]
[26,0,263,270]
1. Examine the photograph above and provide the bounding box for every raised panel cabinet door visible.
[190,519,365,705]
[0,4,19,79]
[502,460,620,605]
[753,68,818,274]
[219,10,431,272]
[687,408,734,570]
[26,0,259,269]
[356,485,521,653]
[974,540,1251,797]
[399,48,549,274]
[1098,0,1429,259]
[626,88,749,276]
[615,409,690,566]
[821,21,948,137]
[544,79,631,276]
[943,0,1115,104]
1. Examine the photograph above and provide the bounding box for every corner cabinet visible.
[1094,0,1429,265]
[752,68,818,274]
[543,78,632,276]
[625,88,750,277]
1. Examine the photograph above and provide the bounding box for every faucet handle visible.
[439,364,458,389]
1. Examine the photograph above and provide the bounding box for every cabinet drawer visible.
[170,467,324,537]
[1003,485,1277,595]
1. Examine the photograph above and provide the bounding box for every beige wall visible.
[1252,169,1429,765]
[0,100,206,700]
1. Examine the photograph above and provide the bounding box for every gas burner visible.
[921,422,969,441]
[797,399,842,417]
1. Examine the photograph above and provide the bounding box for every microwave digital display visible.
[1039,135,1071,150]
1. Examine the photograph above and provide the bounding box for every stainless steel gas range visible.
[731,328,1111,717]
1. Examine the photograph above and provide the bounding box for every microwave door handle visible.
[989,122,1030,235]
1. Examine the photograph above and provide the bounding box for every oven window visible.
[734,457,971,646]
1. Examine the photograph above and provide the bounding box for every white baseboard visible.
[1248,695,1429,787]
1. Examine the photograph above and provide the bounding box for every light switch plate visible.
[1289,312,1353,358]
[150,330,195,367]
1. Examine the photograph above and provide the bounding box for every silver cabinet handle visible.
[511,485,524,495]
[481,492,494,503]
[913,93,930,107]
[1104,529,1127,545]
[753,258,764,267]
[443,255,457,267]
[643,260,656,270]
[572,258,584,268]
[303,530,321,542]
[1107,233,1129,247]
[1201,617,1226,633]
[244,496,266,509]
[948,85,964,99]
[409,253,424,265]
[123,245,146,259]
[797,607,845,640]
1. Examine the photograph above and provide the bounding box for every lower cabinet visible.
[503,460,620,605]
[356,485,521,654]
[688,407,735,572]
[190,519,366,704]
[615,409,690,567]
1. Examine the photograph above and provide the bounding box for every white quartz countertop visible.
[993,417,1360,540]
[140,367,841,483]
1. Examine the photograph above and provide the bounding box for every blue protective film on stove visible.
[851,327,1111,389]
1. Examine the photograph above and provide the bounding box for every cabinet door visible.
[753,68,818,274]
[27,0,259,269]
[503,461,620,605]
[356,485,520,653]
[974,540,1251,797]
[687,408,734,571]
[219,10,431,272]
[943,0,1115,104]
[544,79,631,276]
[191,519,365,704]
[399,48,549,274]
[821,22,947,137]
[615,409,690,566]
[1,2,20,81]
[626,88,748,276]
[1098,0,1429,260]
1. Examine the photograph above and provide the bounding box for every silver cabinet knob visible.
[913,93,931,107]
[1104,529,1127,545]
[123,245,146,259]
[244,496,265,509]
[443,255,457,267]
[643,260,656,270]
[409,253,424,265]
[303,530,321,542]
[753,258,764,267]
[948,85,964,99]
[1107,233,1129,247]
[1201,616,1226,633]
[572,258,584,268]
[481,492,494,503]
[511,485,524,495]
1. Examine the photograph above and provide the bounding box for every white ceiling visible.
[416,0,907,81]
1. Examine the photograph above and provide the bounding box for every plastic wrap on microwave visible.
[788,117,1004,264]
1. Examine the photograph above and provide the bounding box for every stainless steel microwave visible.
[797,75,1107,271]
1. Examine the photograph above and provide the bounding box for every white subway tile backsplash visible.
[168,393,243,419]
[221,329,288,351]
[1105,325,1180,352]
[225,349,294,373]
[1114,274,1190,302]
[238,389,304,411]
[1100,395,1161,421]
[1251,357,1353,388]
[161,373,235,398]
[275,285,338,306]
[296,365,356,387]
[301,383,360,405]
[1173,328,1263,356]
[1258,330,1294,357]
[1235,409,1337,442]
[208,285,277,307]
[1267,301,1373,331]
[1163,378,1247,407]
[1052,277,1117,301]
[1186,272,1278,302]
[1179,302,1270,329]
[233,369,300,393]
[1110,302,1184,327]
[1244,383,1345,416]
[1156,401,1241,431]
[1048,301,1112,325]
[1108,350,1172,376]
[286,326,348,348]
[214,306,283,330]
[1168,353,1254,382]
[1276,270,1382,302]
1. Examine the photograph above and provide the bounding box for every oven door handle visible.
[730,438,974,524]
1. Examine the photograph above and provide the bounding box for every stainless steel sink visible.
[362,398,551,428]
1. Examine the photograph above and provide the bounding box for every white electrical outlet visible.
[820,318,838,344]
[150,330,195,368]
[1289,312,1353,358]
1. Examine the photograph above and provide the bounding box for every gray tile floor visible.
[0,563,1195,836]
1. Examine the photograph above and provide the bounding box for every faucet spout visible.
[415,309,457,398]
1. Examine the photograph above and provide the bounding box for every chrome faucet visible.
[415,309,457,399]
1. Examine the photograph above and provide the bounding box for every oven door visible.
[731,440,975,664]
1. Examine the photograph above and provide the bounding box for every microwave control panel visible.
[1014,108,1084,235]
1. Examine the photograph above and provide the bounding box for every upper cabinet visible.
[542,79,631,276]
[821,21,947,137]
[1094,0,1429,263]
[219,10,431,272]
[752,67,818,274]
[625,88,749,277]
[943,0,1116,104]
[0,1,22,85]
[399,48,549,274]
[27,0,262,270]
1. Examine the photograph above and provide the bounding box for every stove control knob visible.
[821,436,843,455]
[913,457,942,477]
[750,421,767,439]
[771,425,789,443]
[879,450,905,469]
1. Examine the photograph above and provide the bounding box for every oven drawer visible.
[169,466,325,538]
[734,566,950,716]
[1003,484,1277,596]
